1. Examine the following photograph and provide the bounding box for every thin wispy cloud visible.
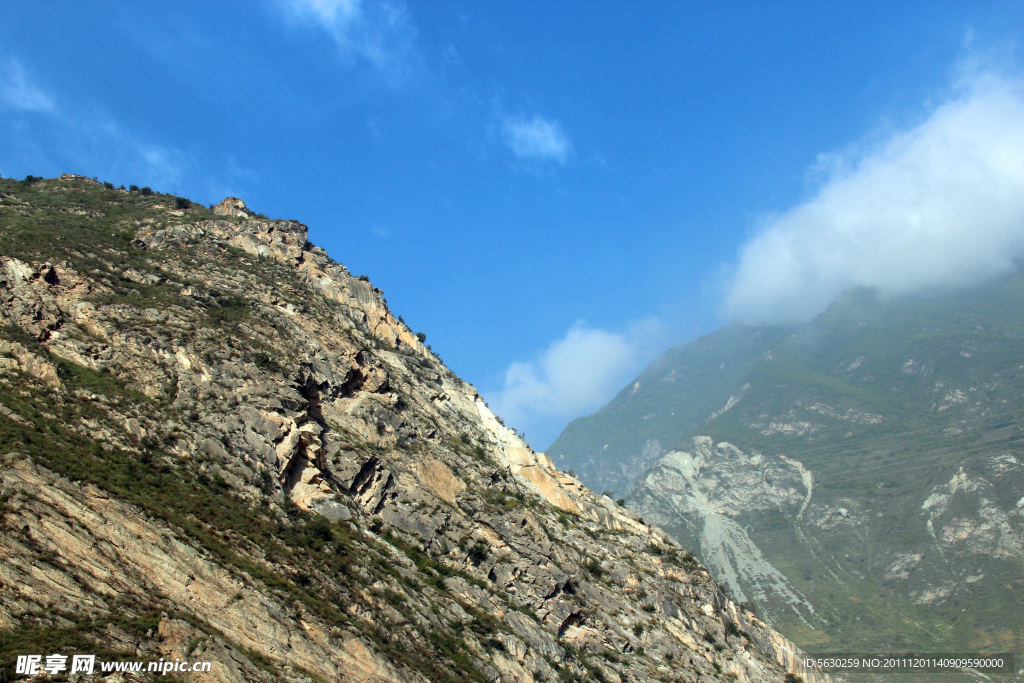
[0,54,241,202]
[279,0,420,83]
[0,58,54,112]
[49,107,193,190]
[441,43,462,68]
[725,67,1024,324]
[502,115,572,164]
[489,318,664,447]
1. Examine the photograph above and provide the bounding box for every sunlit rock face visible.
[633,438,816,619]
[212,196,250,217]
[0,178,815,683]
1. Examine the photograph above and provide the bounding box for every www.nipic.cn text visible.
[15,654,214,676]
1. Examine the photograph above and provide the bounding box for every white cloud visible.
[0,59,54,112]
[502,115,571,164]
[489,319,663,447]
[279,0,420,81]
[725,69,1024,324]
[290,0,361,23]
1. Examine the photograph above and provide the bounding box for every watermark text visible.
[15,654,213,676]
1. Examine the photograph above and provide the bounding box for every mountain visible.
[550,278,1024,670]
[548,323,785,499]
[0,175,816,683]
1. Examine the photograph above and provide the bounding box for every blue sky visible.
[2,1,1023,448]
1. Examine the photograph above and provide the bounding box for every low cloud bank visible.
[489,319,663,448]
[725,69,1024,324]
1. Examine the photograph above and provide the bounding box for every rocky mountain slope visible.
[550,279,1024,672]
[0,175,816,683]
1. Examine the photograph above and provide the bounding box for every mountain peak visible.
[213,196,251,217]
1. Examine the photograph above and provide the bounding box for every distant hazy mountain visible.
[547,321,785,498]
[550,275,1024,662]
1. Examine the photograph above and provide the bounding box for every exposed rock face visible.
[212,197,251,217]
[633,438,817,625]
[0,177,815,683]
[548,326,776,498]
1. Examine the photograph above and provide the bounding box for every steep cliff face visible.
[632,438,818,626]
[0,176,811,683]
